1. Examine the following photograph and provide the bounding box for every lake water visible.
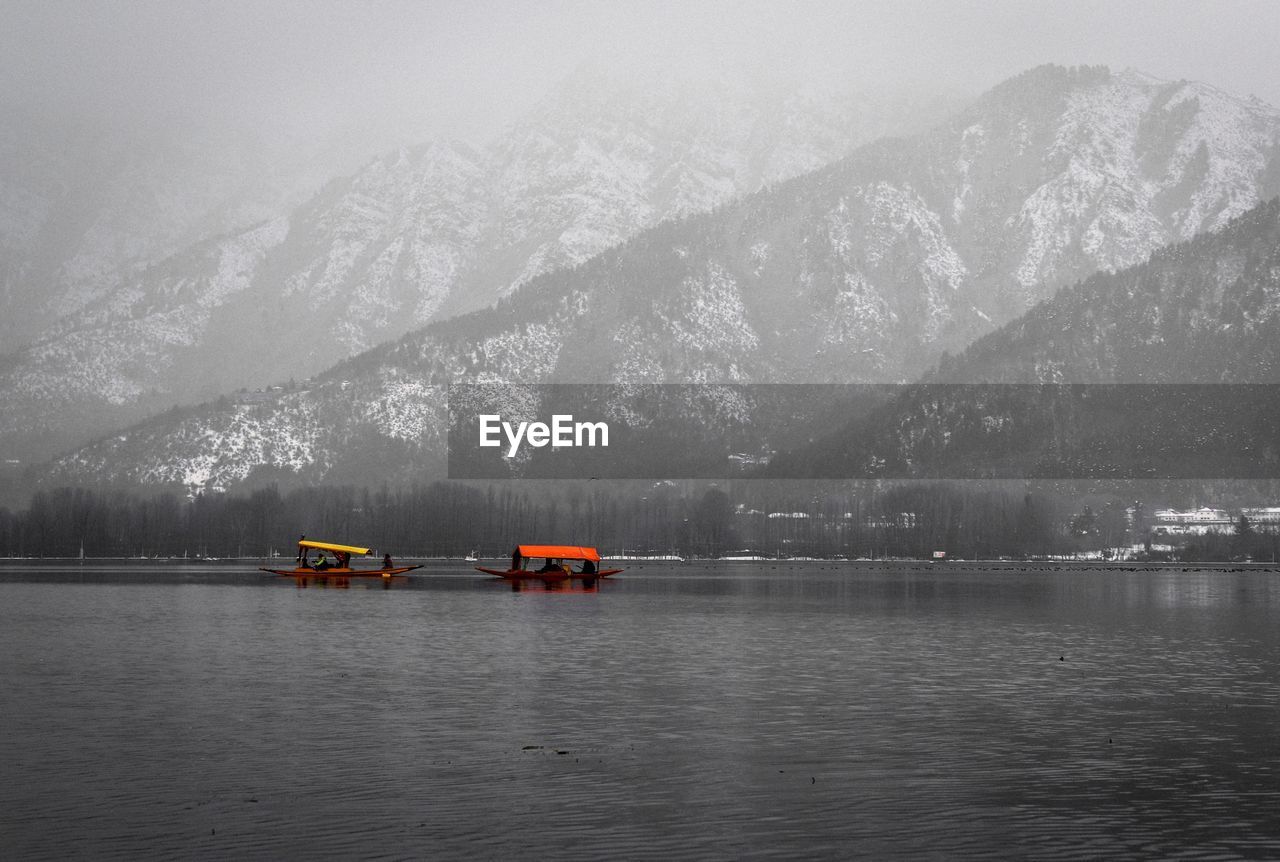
[2,561,1278,859]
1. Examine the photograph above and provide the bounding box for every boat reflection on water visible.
[504,576,603,593]
[287,574,410,590]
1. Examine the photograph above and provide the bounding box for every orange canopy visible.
[517,544,601,562]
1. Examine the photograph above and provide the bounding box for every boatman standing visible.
[511,547,522,572]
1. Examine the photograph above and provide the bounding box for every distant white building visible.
[1152,507,1234,535]
[865,512,918,529]
[1242,507,1280,530]
[1150,506,1280,536]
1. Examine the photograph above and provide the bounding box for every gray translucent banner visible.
[446,384,1280,479]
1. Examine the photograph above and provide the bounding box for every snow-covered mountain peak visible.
[947,65,1280,302]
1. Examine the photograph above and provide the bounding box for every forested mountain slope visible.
[767,198,1280,478]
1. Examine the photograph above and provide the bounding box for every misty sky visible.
[3,0,1279,157]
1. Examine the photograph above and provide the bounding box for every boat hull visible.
[260,566,423,577]
[475,566,622,580]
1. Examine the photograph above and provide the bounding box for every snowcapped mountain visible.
[39,65,1280,493]
[924,197,1280,385]
[766,198,1280,478]
[1,70,947,463]
[454,67,938,317]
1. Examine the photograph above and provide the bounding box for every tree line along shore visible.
[2,481,1277,564]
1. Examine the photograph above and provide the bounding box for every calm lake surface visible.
[2,561,1278,860]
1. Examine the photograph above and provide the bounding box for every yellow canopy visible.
[298,540,372,555]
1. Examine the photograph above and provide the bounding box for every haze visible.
[3,0,1279,166]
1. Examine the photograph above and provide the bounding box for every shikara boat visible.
[261,538,423,577]
[476,544,623,580]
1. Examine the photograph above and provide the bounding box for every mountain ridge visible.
[1,72,946,462]
[25,64,1280,491]
[765,197,1280,478]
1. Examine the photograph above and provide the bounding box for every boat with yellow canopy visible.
[261,538,422,577]
[476,544,622,580]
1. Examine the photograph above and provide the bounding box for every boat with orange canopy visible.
[476,544,622,580]
[261,538,423,578]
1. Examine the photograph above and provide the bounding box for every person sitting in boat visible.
[382,553,394,569]
[537,558,560,573]
[335,551,350,569]
[580,559,597,575]
[314,552,331,571]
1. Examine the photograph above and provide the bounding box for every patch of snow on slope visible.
[856,182,967,339]
[1162,81,1280,236]
[476,322,564,382]
[409,239,467,326]
[1012,77,1162,294]
[666,262,758,380]
[823,269,896,350]
[50,400,322,493]
[288,190,391,301]
[749,241,770,276]
[952,123,984,222]
[154,406,318,492]
[367,379,445,442]
[202,217,289,308]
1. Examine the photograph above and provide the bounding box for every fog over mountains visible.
[0,69,950,463]
[24,64,1280,493]
[0,110,328,348]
